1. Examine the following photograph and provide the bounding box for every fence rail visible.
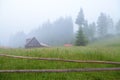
[0,54,120,65]
[0,54,120,73]
[0,68,120,73]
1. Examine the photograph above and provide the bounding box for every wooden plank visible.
[0,68,120,73]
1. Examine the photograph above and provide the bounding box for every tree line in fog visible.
[8,8,120,48]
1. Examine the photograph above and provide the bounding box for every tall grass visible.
[0,37,120,80]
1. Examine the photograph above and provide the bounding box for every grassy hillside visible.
[89,36,120,47]
[0,37,120,80]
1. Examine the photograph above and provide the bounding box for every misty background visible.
[0,0,120,47]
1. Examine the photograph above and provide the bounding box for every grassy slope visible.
[0,37,120,80]
[89,36,120,47]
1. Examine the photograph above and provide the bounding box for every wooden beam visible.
[0,68,120,73]
[0,54,120,65]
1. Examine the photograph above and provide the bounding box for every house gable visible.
[25,37,41,48]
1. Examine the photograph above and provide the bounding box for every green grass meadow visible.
[0,37,120,80]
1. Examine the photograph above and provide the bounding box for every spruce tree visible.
[116,20,120,35]
[75,26,88,46]
[97,13,108,37]
[75,8,85,26]
[75,8,88,46]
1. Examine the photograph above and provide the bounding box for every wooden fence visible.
[0,54,120,73]
[0,68,120,73]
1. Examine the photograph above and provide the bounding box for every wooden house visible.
[25,37,48,48]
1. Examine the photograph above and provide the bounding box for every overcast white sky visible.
[0,0,120,45]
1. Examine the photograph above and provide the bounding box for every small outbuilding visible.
[25,37,48,48]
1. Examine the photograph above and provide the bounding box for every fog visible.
[0,0,120,47]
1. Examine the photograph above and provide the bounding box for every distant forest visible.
[9,8,120,48]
